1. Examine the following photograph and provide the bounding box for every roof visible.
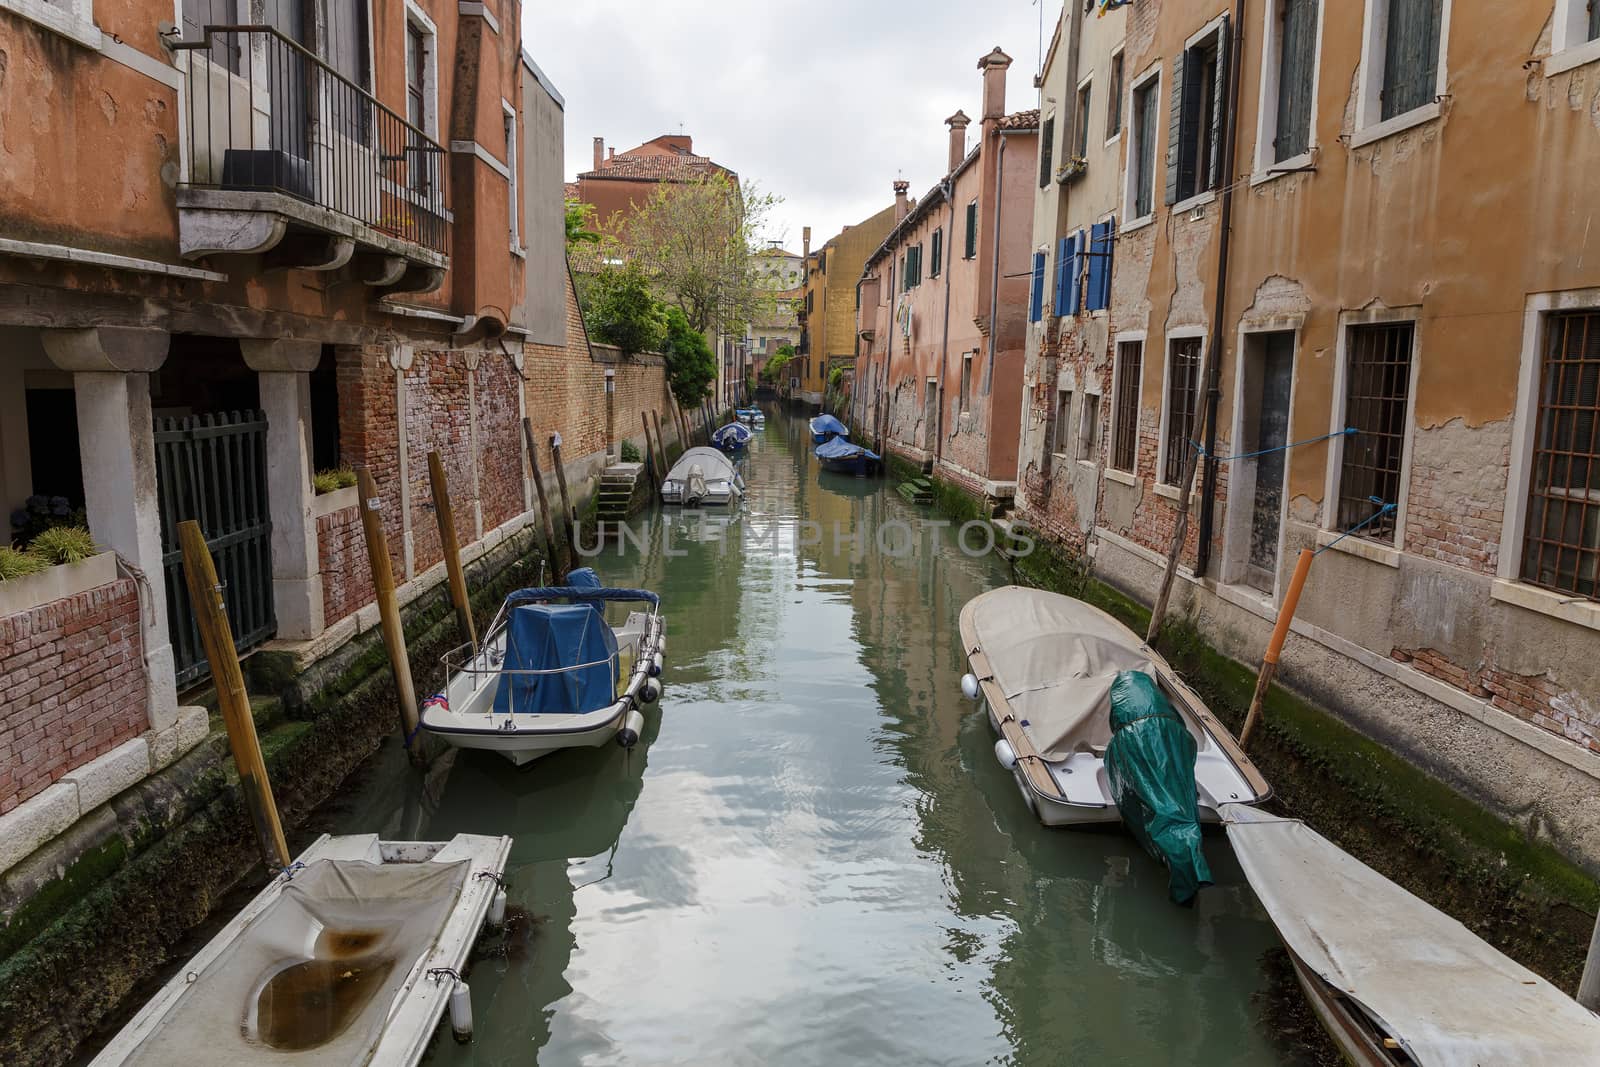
[998,108,1041,130]
[578,146,734,184]
[563,181,579,200]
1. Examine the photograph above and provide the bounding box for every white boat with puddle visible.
[661,446,744,506]
[421,569,666,766]
[959,586,1270,827]
[91,832,512,1066]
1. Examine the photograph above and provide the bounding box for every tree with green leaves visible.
[586,260,667,355]
[565,198,601,247]
[662,306,717,407]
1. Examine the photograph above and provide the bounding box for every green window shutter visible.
[1165,51,1187,206]
[964,202,978,258]
[1208,16,1230,191]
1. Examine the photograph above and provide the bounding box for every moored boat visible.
[90,832,512,1066]
[809,413,849,444]
[712,421,753,453]
[662,446,744,506]
[1222,802,1600,1065]
[422,569,666,766]
[958,587,1269,826]
[735,406,765,424]
[815,436,880,475]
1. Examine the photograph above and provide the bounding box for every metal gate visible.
[154,411,275,686]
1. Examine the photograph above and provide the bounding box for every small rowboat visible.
[422,570,666,766]
[91,832,512,1066]
[735,406,765,424]
[712,421,753,453]
[662,446,744,506]
[808,413,849,444]
[815,436,880,475]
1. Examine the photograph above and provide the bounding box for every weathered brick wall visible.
[405,349,473,574]
[337,344,405,576]
[474,352,525,532]
[317,503,373,626]
[1394,647,1600,755]
[0,580,147,814]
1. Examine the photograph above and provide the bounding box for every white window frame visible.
[1351,0,1453,149]
[1108,330,1147,483]
[1320,305,1422,564]
[1156,326,1208,496]
[1104,47,1125,147]
[1123,62,1163,232]
[502,98,522,254]
[1496,287,1600,630]
[1548,0,1600,76]
[1252,0,1326,185]
[1171,13,1231,213]
[960,352,975,416]
[404,0,440,139]
[1222,317,1305,600]
[1072,72,1094,161]
[1053,376,1075,460]
[0,0,100,49]
[1076,385,1102,470]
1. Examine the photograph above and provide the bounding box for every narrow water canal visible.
[314,410,1302,1066]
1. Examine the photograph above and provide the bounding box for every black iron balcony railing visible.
[172,26,449,257]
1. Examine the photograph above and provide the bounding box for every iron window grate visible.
[1164,339,1203,485]
[1522,311,1600,600]
[1337,322,1414,543]
[1113,341,1142,472]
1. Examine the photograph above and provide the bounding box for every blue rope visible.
[404,721,424,749]
[1315,497,1397,556]
[1189,426,1356,463]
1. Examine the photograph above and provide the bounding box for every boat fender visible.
[960,673,981,701]
[642,676,663,705]
[649,651,663,677]
[449,978,473,1043]
[994,738,1018,771]
[617,708,646,748]
[488,885,508,928]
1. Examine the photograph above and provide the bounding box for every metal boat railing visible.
[171,26,449,256]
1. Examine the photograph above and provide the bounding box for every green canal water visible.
[313,411,1306,1066]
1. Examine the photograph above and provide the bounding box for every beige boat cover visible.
[963,586,1155,760]
[1223,804,1600,1065]
[120,858,469,1066]
[667,446,737,483]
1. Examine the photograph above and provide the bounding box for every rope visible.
[1189,426,1356,463]
[403,721,424,749]
[1315,497,1398,556]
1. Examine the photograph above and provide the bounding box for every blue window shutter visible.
[1053,236,1072,314]
[1029,251,1046,323]
[1065,231,1084,316]
[1087,219,1115,311]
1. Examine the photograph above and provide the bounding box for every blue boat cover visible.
[493,603,618,715]
[504,585,660,607]
[565,567,602,589]
[816,437,879,461]
[810,414,849,437]
[713,422,752,446]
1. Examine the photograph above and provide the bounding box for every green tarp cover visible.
[1104,670,1212,905]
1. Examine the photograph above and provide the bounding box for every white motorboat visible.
[91,832,512,1066]
[958,586,1269,827]
[421,569,666,766]
[661,446,744,506]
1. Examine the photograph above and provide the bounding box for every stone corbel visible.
[381,264,447,296]
[41,326,171,373]
[262,235,355,273]
[388,343,415,371]
[355,253,408,287]
[240,338,323,373]
[179,211,287,260]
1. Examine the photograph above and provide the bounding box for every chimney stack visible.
[945,110,972,173]
[608,147,615,161]
[978,47,1013,123]
[893,179,911,221]
[802,226,811,260]
[593,137,604,170]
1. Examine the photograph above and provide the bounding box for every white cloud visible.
[525,0,1060,250]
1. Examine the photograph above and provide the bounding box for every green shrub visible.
[587,261,668,355]
[313,467,357,494]
[0,546,48,581]
[662,306,716,407]
[828,367,844,388]
[620,440,642,464]
[28,525,97,565]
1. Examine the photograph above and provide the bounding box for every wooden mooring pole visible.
[522,416,564,578]
[651,409,671,466]
[427,451,476,650]
[1145,444,1203,646]
[1239,547,1315,750]
[177,520,290,870]
[354,466,424,766]
[643,410,666,503]
[549,433,578,560]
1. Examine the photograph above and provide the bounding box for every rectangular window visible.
[1593,0,1600,41]
[405,19,434,193]
[1112,340,1143,473]
[1163,338,1203,485]
[503,106,519,248]
[1079,393,1100,461]
[1521,311,1599,599]
[1039,114,1056,188]
[1169,20,1228,205]
[964,200,979,258]
[1054,390,1073,455]
[1380,0,1443,121]
[1107,52,1125,139]
[1029,251,1047,323]
[930,228,943,278]
[1074,82,1092,157]
[1132,77,1159,219]
[1273,0,1318,162]
[1337,322,1415,543]
[961,354,975,414]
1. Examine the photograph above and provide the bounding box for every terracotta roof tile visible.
[998,108,1040,130]
[579,151,734,183]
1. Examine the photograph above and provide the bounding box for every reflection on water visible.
[318,410,1300,1066]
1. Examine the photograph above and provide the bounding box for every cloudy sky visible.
[523,0,1062,253]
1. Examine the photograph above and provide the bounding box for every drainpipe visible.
[1194,0,1249,578]
[935,179,956,465]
